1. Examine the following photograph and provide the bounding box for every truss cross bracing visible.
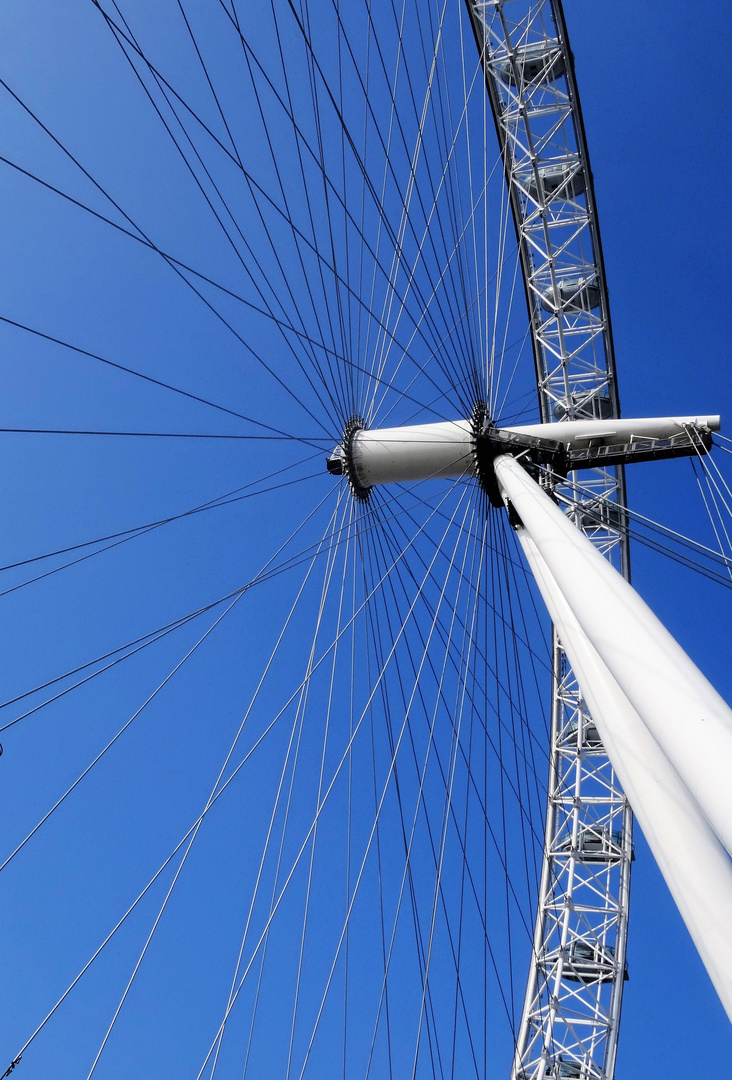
[464,4,631,1078]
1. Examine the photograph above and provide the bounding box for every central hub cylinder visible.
[349,420,475,489]
[328,413,721,495]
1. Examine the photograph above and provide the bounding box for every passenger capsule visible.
[540,275,600,314]
[554,392,613,421]
[558,825,625,862]
[518,1060,590,1080]
[524,159,585,201]
[544,1061,583,1080]
[563,940,628,983]
[498,38,565,85]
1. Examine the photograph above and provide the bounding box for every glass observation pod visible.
[564,715,603,749]
[540,275,601,314]
[497,37,566,85]
[573,496,624,534]
[518,1056,601,1080]
[553,390,614,420]
[524,158,587,201]
[557,826,632,862]
[546,1059,600,1080]
[561,941,629,984]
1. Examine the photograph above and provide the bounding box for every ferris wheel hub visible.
[327,413,720,500]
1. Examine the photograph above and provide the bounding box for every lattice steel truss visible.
[464,3,633,1078]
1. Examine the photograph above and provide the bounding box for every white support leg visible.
[517,527,732,1021]
[494,453,732,860]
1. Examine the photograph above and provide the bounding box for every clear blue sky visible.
[0,2,730,1077]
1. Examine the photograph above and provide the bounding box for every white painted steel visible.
[350,420,473,487]
[348,415,719,490]
[516,526,732,1022]
[494,453,732,859]
[467,4,634,1074]
[506,414,720,449]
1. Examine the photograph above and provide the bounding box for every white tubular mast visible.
[494,453,732,1018]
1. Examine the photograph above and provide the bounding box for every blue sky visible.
[0,1,730,1077]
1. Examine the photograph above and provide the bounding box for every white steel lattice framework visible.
[464,4,632,1079]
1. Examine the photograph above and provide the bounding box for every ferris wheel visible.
[0,2,730,1079]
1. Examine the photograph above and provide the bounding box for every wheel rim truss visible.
[464,3,633,1079]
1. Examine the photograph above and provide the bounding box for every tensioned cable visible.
[495,512,544,959]
[207,490,356,1080]
[0,427,328,441]
[383,320,531,438]
[292,488,480,1080]
[359,487,519,1066]
[333,0,470,394]
[0,456,319,576]
[362,0,479,422]
[193,496,357,1078]
[0,83,333,436]
[429,4,482,391]
[366,488,539,948]
[0,150,443,424]
[384,0,488,381]
[234,634,315,1080]
[226,0,466,418]
[372,204,516,430]
[247,0,353,412]
[457,1,487,400]
[428,0,487,395]
[0,486,354,881]
[192,482,472,1079]
[359,501,453,1062]
[99,1,350,429]
[2,483,455,1080]
[3,493,363,1076]
[1,711,299,1078]
[406,504,485,1080]
[294,0,355,420]
[0,315,325,443]
[403,492,489,1077]
[356,0,411,427]
[335,0,358,419]
[99,0,416,387]
[0,478,481,728]
[356,510,399,1076]
[93,1,468,417]
[5,477,472,1076]
[378,486,552,777]
[552,476,732,589]
[448,491,487,1079]
[367,78,507,425]
[558,468,732,566]
[374,481,550,814]
[502,523,552,844]
[221,3,474,415]
[0,465,323,602]
[694,434,732,537]
[282,499,357,1080]
[446,494,490,1078]
[219,500,352,1080]
[367,513,546,971]
[490,501,515,1021]
[103,0,513,434]
[0,590,244,877]
[690,454,732,583]
[297,491,481,1079]
[196,485,471,1078]
[82,487,352,1080]
[0,482,340,730]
